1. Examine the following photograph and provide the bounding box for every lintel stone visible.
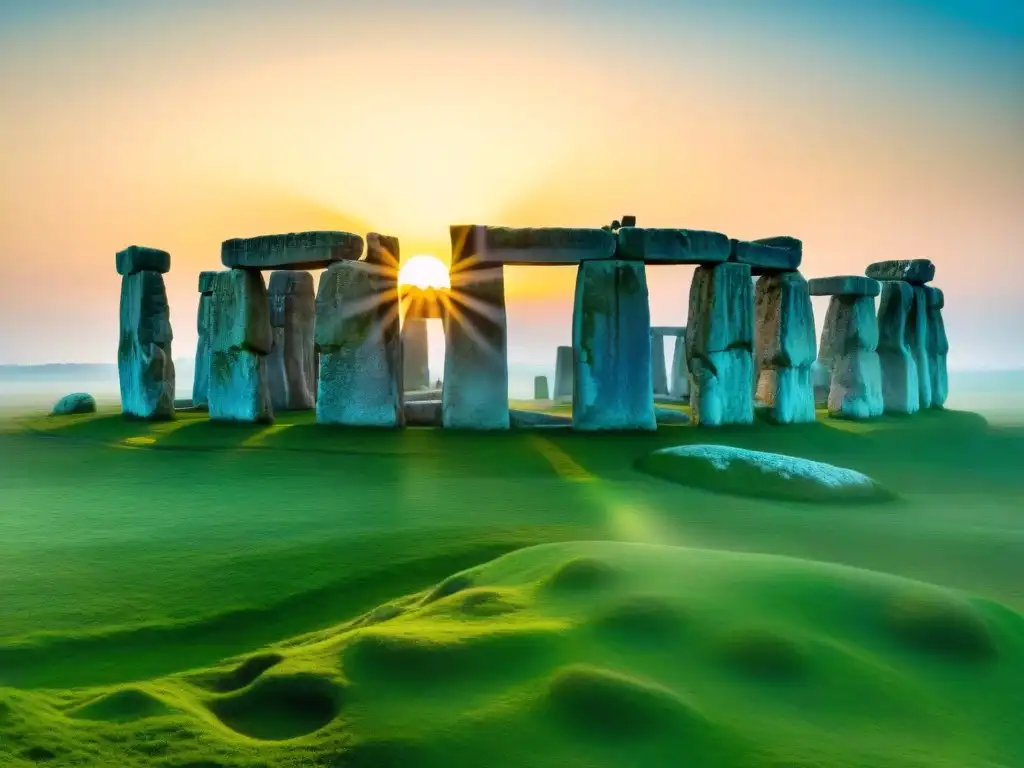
[450,225,615,266]
[116,246,170,276]
[730,236,802,274]
[808,276,880,297]
[616,227,730,264]
[866,259,935,285]
[222,231,364,270]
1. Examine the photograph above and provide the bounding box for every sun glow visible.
[398,254,451,289]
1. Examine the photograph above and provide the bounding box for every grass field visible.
[1,401,1022,766]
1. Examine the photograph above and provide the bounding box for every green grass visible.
[1,405,1023,766]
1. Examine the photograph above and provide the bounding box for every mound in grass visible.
[637,444,893,502]
[5,541,1023,767]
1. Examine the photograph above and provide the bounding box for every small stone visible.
[554,345,574,402]
[221,231,364,271]
[52,392,96,415]
[866,259,935,285]
[534,375,550,400]
[450,225,616,266]
[616,227,731,264]
[808,276,880,297]
[620,215,637,228]
[116,246,170,276]
[730,237,802,274]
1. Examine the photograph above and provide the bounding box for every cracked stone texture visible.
[266,270,316,411]
[753,271,816,423]
[876,280,920,415]
[118,270,175,420]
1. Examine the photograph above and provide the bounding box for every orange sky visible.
[1,2,1021,371]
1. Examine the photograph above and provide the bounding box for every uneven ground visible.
[0,402,1022,767]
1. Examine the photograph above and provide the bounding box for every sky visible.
[1,0,1022,377]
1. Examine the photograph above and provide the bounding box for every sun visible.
[398,254,451,290]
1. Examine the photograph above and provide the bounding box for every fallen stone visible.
[553,345,574,402]
[907,286,933,409]
[316,260,403,427]
[404,399,441,427]
[365,232,400,270]
[616,227,731,264]
[534,375,550,400]
[925,286,949,408]
[116,246,170,276]
[450,224,615,266]
[686,262,755,426]
[573,259,656,430]
[402,318,430,391]
[650,329,669,396]
[637,444,891,502]
[668,334,690,400]
[51,392,96,416]
[267,270,316,411]
[222,231,364,271]
[509,409,572,428]
[654,406,691,425]
[207,270,273,423]
[753,272,816,423]
[866,259,935,285]
[731,236,802,274]
[442,260,509,429]
[876,280,920,415]
[118,270,175,420]
[808,276,880,297]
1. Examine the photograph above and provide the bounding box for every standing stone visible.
[192,270,219,409]
[669,333,690,399]
[814,278,883,420]
[534,376,550,400]
[811,360,830,407]
[267,270,316,411]
[573,260,656,431]
[554,346,574,402]
[686,262,755,426]
[315,260,403,427]
[208,269,274,423]
[402,317,430,391]
[650,330,669,396]
[117,249,175,420]
[876,280,920,415]
[925,286,948,408]
[754,271,816,423]
[907,286,933,410]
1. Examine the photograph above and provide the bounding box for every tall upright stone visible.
[267,270,316,411]
[402,317,430,391]
[810,276,883,420]
[754,271,816,423]
[443,226,510,430]
[192,271,219,409]
[116,246,175,420]
[907,286,932,410]
[686,262,755,426]
[553,346,573,402]
[534,375,550,400]
[650,330,669,396]
[315,260,403,427]
[669,334,690,399]
[573,260,656,431]
[876,280,920,415]
[208,269,273,423]
[925,286,948,408]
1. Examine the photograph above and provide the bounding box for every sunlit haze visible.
[398,255,451,290]
[1,0,1022,375]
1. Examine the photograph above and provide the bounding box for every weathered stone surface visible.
[118,270,175,420]
[818,294,883,419]
[669,334,690,399]
[404,399,441,427]
[685,262,755,426]
[731,236,802,274]
[907,286,933,409]
[811,360,830,407]
[451,224,614,266]
[876,281,920,415]
[509,409,572,428]
[926,289,949,408]
[617,227,731,264]
[52,392,97,415]
[192,292,213,409]
[116,246,170,276]
[808,276,880,297]
[266,270,316,411]
[866,259,935,285]
[553,346,574,402]
[442,260,509,429]
[654,406,691,425]
[405,388,442,402]
[402,318,430,391]
[315,261,403,427]
[534,375,550,400]
[222,231,364,271]
[650,330,669,396]
[365,232,400,269]
[198,270,219,294]
[573,260,656,430]
[208,270,273,423]
[753,272,816,423]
